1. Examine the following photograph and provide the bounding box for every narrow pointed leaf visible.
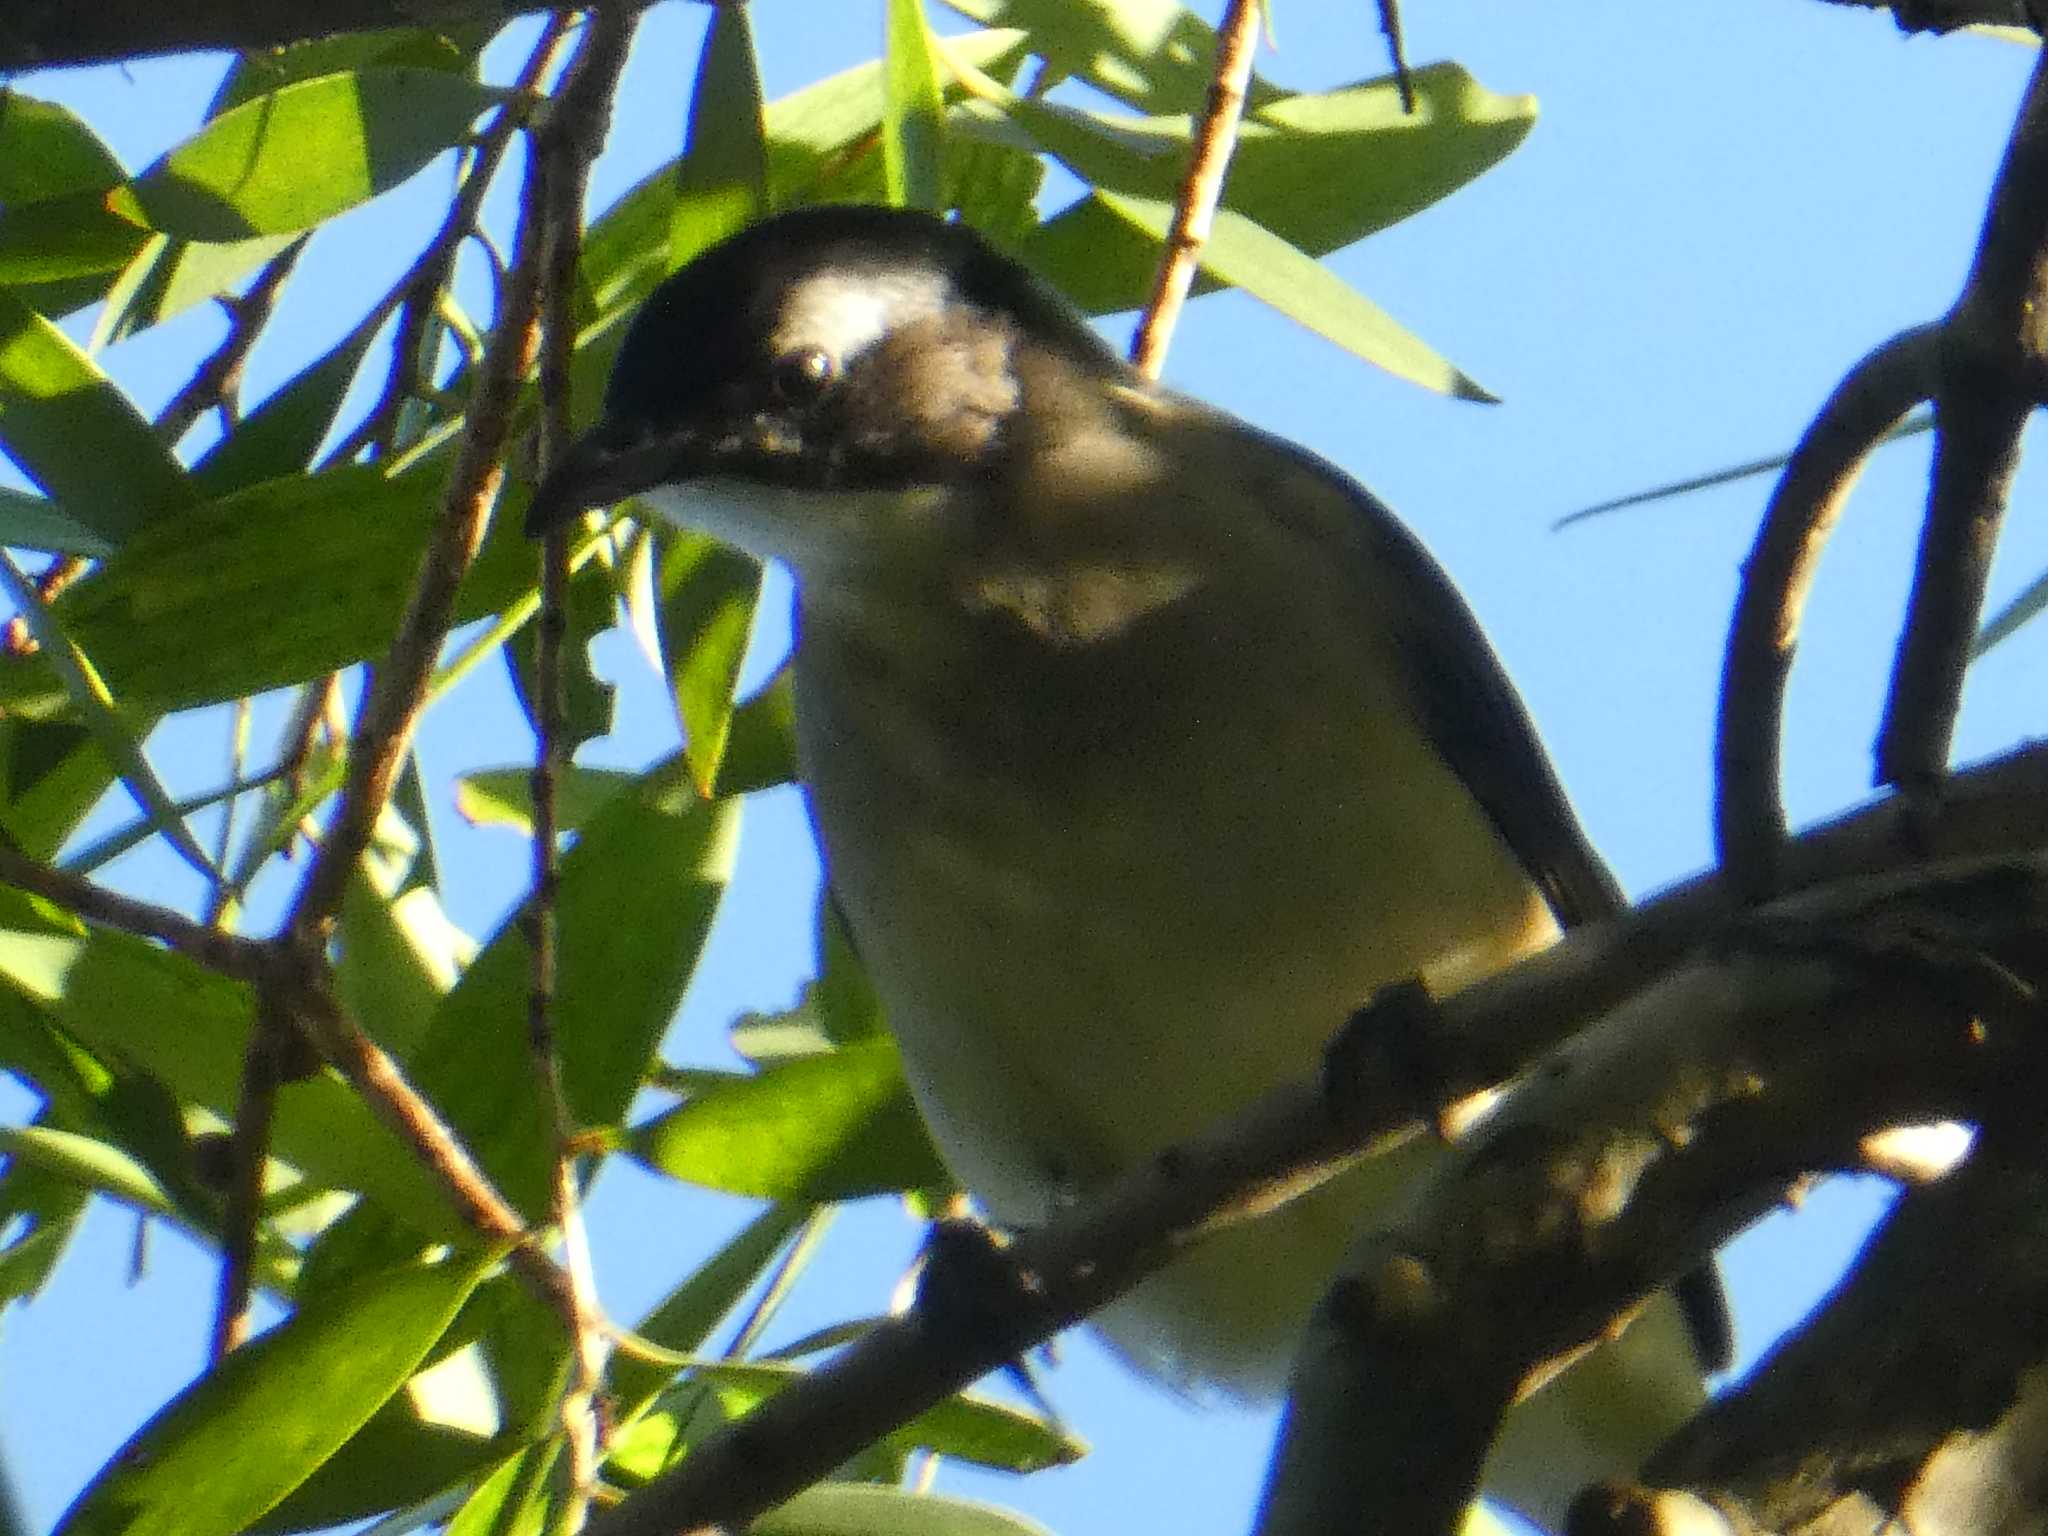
[884,0,948,210]
[0,289,194,543]
[53,1248,498,1536]
[756,1486,1056,1536]
[633,1037,948,1201]
[114,70,503,242]
[670,1,767,269]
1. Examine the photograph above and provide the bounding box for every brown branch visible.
[1256,857,2048,1536]
[159,236,307,450]
[283,43,563,946]
[1712,326,1938,900]
[583,740,2048,1536]
[210,992,285,1359]
[0,840,270,981]
[523,9,639,1526]
[325,18,570,468]
[0,0,659,72]
[1876,50,2048,799]
[1127,0,1263,380]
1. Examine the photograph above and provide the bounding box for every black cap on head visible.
[525,206,1123,536]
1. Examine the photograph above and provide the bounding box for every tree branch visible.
[0,0,657,74]
[583,740,2048,1536]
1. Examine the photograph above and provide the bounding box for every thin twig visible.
[1712,326,1938,900]
[1127,0,1263,380]
[322,15,573,468]
[284,36,568,946]
[1,553,90,657]
[210,991,284,1359]
[158,236,308,449]
[1876,49,2048,799]
[1374,0,1416,114]
[525,13,639,1527]
[0,839,269,981]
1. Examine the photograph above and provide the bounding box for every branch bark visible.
[0,0,656,74]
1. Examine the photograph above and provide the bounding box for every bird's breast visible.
[791,557,1556,1221]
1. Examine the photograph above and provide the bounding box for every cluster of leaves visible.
[0,2,1535,1532]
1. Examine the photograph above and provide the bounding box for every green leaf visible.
[941,0,1269,112]
[670,1,768,269]
[755,1485,1056,1536]
[189,315,379,495]
[1098,191,1493,398]
[210,27,489,119]
[0,1158,88,1305]
[0,929,459,1234]
[0,288,195,544]
[0,1124,175,1216]
[576,29,1030,321]
[443,1444,553,1536]
[1015,65,1536,318]
[612,1203,813,1414]
[0,193,151,288]
[0,551,218,880]
[53,1247,498,1536]
[114,70,503,242]
[404,776,740,1216]
[93,231,300,352]
[633,1037,949,1201]
[0,486,113,557]
[715,666,798,797]
[0,461,538,720]
[453,765,636,835]
[338,871,474,1063]
[1978,564,2048,656]
[689,1361,1083,1473]
[657,531,763,797]
[884,0,949,211]
[0,92,125,201]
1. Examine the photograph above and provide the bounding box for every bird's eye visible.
[769,346,837,403]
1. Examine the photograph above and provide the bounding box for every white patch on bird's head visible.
[770,266,957,368]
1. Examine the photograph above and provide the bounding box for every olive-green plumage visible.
[530,205,1725,1528]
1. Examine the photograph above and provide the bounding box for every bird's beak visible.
[524,421,691,538]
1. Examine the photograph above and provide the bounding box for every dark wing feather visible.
[1252,425,1733,1372]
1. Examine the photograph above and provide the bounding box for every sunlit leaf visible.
[0,289,195,543]
[670,1,767,270]
[114,70,503,242]
[884,0,948,210]
[633,1037,948,1201]
[53,1248,498,1536]
[755,1485,1056,1536]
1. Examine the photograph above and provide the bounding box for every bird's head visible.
[525,205,1131,572]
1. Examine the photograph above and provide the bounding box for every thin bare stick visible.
[2,553,91,656]
[0,840,269,981]
[324,15,573,468]
[1876,49,2048,797]
[1127,0,1263,380]
[210,991,284,1359]
[285,63,562,945]
[1374,0,1415,113]
[159,236,308,449]
[1712,325,1938,900]
[522,9,639,1528]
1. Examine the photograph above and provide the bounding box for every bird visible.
[525,203,1728,1526]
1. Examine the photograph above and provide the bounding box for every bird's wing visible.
[1245,422,1734,1372]
[1240,423,1626,928]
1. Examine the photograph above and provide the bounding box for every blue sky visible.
[2,4,2043,1534]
